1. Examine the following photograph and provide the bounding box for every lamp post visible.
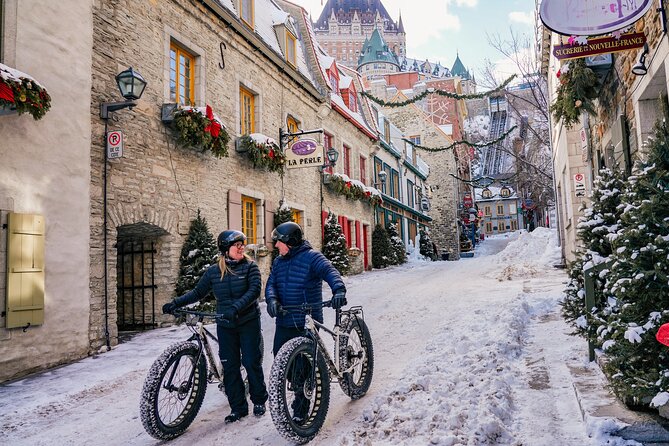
[99,67,147,351]
[373,170,387,224]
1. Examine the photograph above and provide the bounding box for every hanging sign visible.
[107,130,123,159]
[540,0,653,36]
[286,138,324,169]
[552,33,646,60]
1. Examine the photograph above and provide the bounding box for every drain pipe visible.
[103,118,111,351]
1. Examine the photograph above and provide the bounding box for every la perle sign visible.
[285,138,324,169]
[540,0,653,36]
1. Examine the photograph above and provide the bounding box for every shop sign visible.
[286,138,324,169]
[552,33,646,60]
[463,193,473,208]
[540,0,653,36]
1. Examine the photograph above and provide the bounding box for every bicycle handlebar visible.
[172,308,231,323]
[277,300,334,315]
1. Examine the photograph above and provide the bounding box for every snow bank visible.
[491,228,560,281]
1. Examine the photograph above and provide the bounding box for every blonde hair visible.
[218,253,253,279]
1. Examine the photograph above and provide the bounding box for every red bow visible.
[204,104,221,138]
[0,80,14,103]
[268,148,275,159]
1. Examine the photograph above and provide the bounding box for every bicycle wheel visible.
[140,341,208,440]
[268,337,331,444]
[338,316,374,399]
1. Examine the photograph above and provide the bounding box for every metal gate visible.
[116,240,157,331]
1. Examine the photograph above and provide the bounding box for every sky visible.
[290,0,537,79]
[0,228,641,445]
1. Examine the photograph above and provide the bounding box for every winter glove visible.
[220,307,237,323]
[162,301,177,315]
[331,289,347,309]
[267,299,280,318]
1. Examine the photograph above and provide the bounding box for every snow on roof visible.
[0,62,45,88]
[474,186,518,200]
[339,75,353,89]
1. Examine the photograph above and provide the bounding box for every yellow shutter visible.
[6,213,45,328]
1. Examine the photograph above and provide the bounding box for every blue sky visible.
[290,0,536,77]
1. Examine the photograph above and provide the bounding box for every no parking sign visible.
[107,130,124,159]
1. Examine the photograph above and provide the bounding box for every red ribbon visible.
[203,104,221,138]
[0,80,14,103]
[268,149,275,159]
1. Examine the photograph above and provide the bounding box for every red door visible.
[363,224,369,270]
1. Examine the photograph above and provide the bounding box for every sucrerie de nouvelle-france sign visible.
[540,0,653,36]
[552,32,646,59]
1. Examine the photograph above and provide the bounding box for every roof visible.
[450,54,471,80]
[397,56,451,77]
[314,0,398,30]
[357,28,399,68]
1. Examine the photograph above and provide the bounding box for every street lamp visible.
[373,170,387,224]
[99,67,147,351]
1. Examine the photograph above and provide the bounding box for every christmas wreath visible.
[0,63,51,120]
[237,134,286,175]
[326,173,383,206]
[551,58,599,129]
[173,105,230,158]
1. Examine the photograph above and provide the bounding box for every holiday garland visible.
[173,105,230,158]
[326,173,382,206]
[237,133,286,175]
[361,74,517,107]
[0,62,51,120]
[406,126,517,152]
[551,58,599,129]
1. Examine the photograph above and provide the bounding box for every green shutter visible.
[6,213,45,329]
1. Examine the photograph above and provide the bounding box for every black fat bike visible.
[268,300,374,444]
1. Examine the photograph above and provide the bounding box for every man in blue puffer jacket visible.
[265,221,346,423]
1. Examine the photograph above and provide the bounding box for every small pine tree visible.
[372,223,393,268]
[272,202,294,261]
[419,228,435,260]
[322,213,350,275]
[386,222,407,265]
[600,110,669,406]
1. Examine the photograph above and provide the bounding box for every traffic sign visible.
[107,131,123,159]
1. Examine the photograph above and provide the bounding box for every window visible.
[348,90,357,112]
[239,0,254,28]
[391,170,400,199]
[374,159,386,194]
[511,220,518,231]
[383,119,391,142]
[486,222,493,233]
[497,205,504,215]
[287,115,299,134]
[240,86,255,135]
[291,209,302,227]
[359,156,366,184]
[329,71,339,91]
[170,42,195,105]
[343,145,351,177]
[484,206,492,216]
[323,132,334,174]
[242,196,257,244]
[407,181,415,208]
[286,32,296,66]
[408,135,421,146]
[509,204,517,214]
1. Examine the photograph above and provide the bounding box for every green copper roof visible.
[451,54,471,80]
[357,28,399,68]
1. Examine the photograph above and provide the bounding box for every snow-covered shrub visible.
[322,212,350,275]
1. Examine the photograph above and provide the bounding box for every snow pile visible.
[492,228,560,281]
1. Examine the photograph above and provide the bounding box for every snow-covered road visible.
[0,229,635,445]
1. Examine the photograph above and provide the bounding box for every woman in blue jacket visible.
[162,230,268,423]
[265,222,346,423]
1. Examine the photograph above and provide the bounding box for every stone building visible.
[0,0,95,382]
[312,0,406,68]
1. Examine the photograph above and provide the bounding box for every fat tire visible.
[140,341,207,440]
[268,337,330,444]
[338,316,374,399]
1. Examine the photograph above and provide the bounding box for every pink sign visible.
[540,0,653,36]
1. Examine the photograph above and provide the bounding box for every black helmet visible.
[271,222,303,247]
[217,230,246,253]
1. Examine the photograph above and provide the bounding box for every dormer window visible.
[329,71,338,92]
[239,0,254,28]
[286,32,296,67]
[348,90,357,112]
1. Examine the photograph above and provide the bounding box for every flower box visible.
[161,103,178,124]
[0,62,51,120]
[171,104,230,158]
[236,133,286,175]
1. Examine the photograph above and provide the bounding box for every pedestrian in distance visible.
[162,230,268,423]
[264,221,347,424]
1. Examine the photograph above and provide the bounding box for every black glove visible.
[220,307,237,322]
[267,299,279,318]
[162,301,177,315]
[331,290,347,309]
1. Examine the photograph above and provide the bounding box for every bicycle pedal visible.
[218,382,226,392]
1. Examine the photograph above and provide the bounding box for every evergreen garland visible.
[406,126,517,153]
[386,222,407,265]
[599,109,669,406]
[361,74,517,107]
[372,223,393,268]
[326,173,382,206]
[175,210,218,312]
[173,106,230,158]
[237,134,286,175]
[551,58,599,129]
[0,65,51,120]
[322,212,350,275]
[272,203,294,261]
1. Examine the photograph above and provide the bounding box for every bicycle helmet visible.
[271,222,303,247]
[217,230,247,253]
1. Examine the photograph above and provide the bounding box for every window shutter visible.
[355,221,361,248]
[6,213,45,329]
[264,200,276,249]
[228,190,243,231]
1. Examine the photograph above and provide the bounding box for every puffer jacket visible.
[265,241,345,328]
[174,258,261,328]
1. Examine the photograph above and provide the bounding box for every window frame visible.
[239,0,254,29]
[359,155,366,185]
[241,196,257,244]
[240,85,255,135]
[323,132,334,174]
[291,209,302,227]
[343,144,351,177]
[484,205,492,216]
[287,115,299,134]
[285,31,297,67]
[170,42,196,105]
[383,119,391,142]
[391,170,400,199]
[407,180,415,208]
[497,204,504,215]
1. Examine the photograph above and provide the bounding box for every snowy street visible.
[0,229,635,445]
